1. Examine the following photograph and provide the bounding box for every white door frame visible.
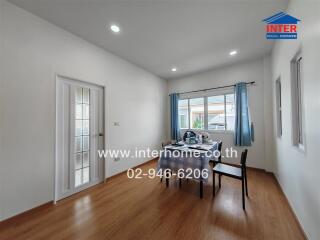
[54,75,106,202]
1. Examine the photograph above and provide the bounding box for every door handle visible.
[99,133,104,137]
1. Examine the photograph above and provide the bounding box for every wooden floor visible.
[0,160,306,240]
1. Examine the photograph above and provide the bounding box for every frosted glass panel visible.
[76,104,82,119]
[83,120,89,135]
[83,88,90,104]
[75,137,82,152]
[74,86,90,187]
[75,153,82,170]
[83,167,89,184]
[83,151,89,167]
[75,120,83,136]
[83,104,89,119]
[75,169,82,187]
[83,136,89,151]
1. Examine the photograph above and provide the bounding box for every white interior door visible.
[55,76,104,201]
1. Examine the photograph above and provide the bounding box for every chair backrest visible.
[240,149,248,166]
[217,141,222,162]
[183,130,196,141]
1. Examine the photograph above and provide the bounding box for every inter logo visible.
[263,12,300,40]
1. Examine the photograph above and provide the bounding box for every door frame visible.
[54,74,106,203]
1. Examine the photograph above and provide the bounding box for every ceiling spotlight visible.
[110,24,120,33]
[171,67,177,72]
[229,50,237,56]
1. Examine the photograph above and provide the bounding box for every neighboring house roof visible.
[208,115,234,125]
[263,12,301,24]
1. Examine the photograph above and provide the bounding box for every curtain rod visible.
[170,81,256,95]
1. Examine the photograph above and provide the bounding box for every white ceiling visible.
[8,0,288,80]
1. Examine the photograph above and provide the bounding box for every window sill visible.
[207,130,234,135]
[180,129,234,135]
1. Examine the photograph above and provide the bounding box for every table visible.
[157,142,218,198]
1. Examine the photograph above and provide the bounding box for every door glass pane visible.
[83,88,90,104]
[76,104,82,119]
[83,167,90,184]
[75,120,83,136]
[208,95,225,130]
[189,98,204,129]
[83,120,89,135]
[75,87,83,103]
[75,137,82,152]
[75,169,82,187]
[225,94,235,131]
[74,87,90,187]
[178,99,189,129]
[83,104,89,119]
[83,136,89,151]
[75,153,82,170]
[83,152,89,167]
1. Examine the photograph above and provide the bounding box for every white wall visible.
[0,1,167,220]
[270,1,320,239]
[168,58,273,170]
[263,56,275,171]
[0,0,5,222]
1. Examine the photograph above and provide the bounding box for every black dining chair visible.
[210,141,223,164]
[209,141,222,187]
[212,149,248,210]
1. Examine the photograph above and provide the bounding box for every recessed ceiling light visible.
[171,67,177,72]
[110,24,120,33]
[229,50,237,56]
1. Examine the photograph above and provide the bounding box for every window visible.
[275,78,282,137]
[225,94,235,131]
[178,99,189,129]
[178,93,235,131]
[291,52,304,147]
[189,98,204,129]
[208,95,225,130]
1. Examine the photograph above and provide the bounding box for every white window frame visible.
[291,51,305,150]
[178,90,235,133]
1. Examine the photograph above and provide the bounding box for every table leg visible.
[166,170,169,187]
[213,171,215,196]
[200,180,203,198]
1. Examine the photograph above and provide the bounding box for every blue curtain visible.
[234,82,252,146]
[170,93,180,141]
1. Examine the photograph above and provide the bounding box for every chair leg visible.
[165,170,169,187]
[242,178,245,210]
[218,174,221,188]
[213,171,215,196]
[200,180,203,199]
[245,170,248,197]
